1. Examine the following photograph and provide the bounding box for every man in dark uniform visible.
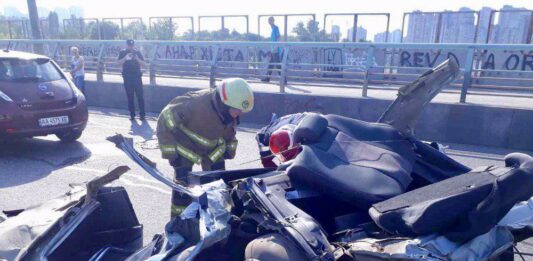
[118,39,146,120]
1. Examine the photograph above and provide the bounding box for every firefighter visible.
[156,78,254,218]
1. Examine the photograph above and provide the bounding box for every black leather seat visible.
[369,153,533,242]
[287,114,416,210]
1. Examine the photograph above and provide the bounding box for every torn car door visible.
[378,58,459,135]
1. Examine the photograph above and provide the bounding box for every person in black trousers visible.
[118,39,146,120]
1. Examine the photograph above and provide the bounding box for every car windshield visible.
[0,58,63,82]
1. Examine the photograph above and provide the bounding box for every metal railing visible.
[2,9,532,44]
[324,13,390,42]
[401,11,481,43]
[63,18,100,39]
[258,14,316,41]
[2,19,31,39]
[1,39,533,103]
[148,16,195,40]
[486,10,533,44]
[198,15,249,34]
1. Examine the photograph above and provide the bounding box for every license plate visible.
[38,116,69,127]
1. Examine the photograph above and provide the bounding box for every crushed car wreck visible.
[0,166,143,261]
[1,59,532,261]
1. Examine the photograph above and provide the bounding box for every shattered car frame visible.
[0,166,144,261]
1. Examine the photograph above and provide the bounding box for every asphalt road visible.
[0,107,531,258]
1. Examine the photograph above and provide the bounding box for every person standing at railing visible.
[70,46,85,94]
[118,39,147,121]
[262,16,283,83]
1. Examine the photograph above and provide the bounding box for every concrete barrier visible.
[85,80,533,151]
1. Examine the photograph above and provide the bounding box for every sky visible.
[3,0,533,39]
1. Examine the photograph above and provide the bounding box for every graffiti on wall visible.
[321,48,342,72]
[479,50,533,71]
[158,45,196,60]
[155,45,247,62]
[397,49,533,72]
[345,48,381,71]
[4,42,533,79]
[287,48,315,64]
[398,50,463,68]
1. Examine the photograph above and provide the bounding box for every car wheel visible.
[56,130,83,142]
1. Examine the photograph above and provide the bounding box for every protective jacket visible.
[156,89,238,167]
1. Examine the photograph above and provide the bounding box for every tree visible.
[47,11,59,39]
[230,29,241,39]
[244,33,264,41]
[97,21,120,40]
[147,19,176,40]
[79,21,98,39]
[291,20,334,42]
[0,16,10,39]
[291,22,309,41]
[122,20,147,40]
[6,20,29,39]
[179,29,195,40]
[212,28,231,40]
[177,28,264,41]
[61,15,83,39]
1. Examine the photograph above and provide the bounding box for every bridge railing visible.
[1,40,533,103]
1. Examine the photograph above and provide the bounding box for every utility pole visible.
[27,0,43,53]
[27,0,42,39]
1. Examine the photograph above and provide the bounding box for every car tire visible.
[56,130,83,142]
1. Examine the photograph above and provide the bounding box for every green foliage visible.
[178,28,265,41]
[82,21,99,39]
[47,12,60,39]
[1,18,28,39]
[290,20,334,42]
[0,14,336,42]
[146,19,177,40]
[122,20,147,40]
[60,15,83,39]
[0,16,9,39]
[98,21,120,40]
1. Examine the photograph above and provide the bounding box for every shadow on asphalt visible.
[286,84,312,93]
[0,138,91,188]
[89,107,159,120]
[129,119,155,141]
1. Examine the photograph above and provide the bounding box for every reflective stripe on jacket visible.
[156,89,238,165]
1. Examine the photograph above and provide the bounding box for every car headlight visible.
[0,90,13,102]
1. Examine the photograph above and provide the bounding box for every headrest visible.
[504,153,533,169]
[293,113,328,144]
